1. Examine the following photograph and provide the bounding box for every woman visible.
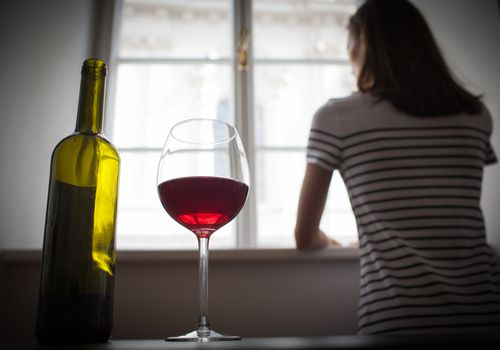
[294,0,500,334]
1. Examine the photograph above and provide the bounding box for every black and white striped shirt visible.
[307,92,500,335]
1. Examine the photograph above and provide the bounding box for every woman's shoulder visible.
[322,92,376,112]
[313,92,378,127]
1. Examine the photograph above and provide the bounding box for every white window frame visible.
[100,0,355,250]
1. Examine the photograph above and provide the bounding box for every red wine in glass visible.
[158,176,249,238]
[157,118,249,341]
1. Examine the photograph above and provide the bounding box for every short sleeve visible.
[306,102,343,172]
[482,104,497,166]
[485,141,497,165]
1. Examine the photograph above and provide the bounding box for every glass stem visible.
[197,236,211,337]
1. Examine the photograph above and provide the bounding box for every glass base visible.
[165,329,241,342]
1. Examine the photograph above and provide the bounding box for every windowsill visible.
[0,247,360,264]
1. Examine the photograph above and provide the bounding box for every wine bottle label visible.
[41,180,113,296]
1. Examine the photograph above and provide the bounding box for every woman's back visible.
[307,92,500,334]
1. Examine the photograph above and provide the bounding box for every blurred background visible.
[1,0,499,341]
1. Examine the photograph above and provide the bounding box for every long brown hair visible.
[348,0,482,117]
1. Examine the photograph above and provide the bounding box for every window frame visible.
[104,0,356,250]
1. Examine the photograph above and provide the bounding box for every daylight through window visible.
[110,0,358,249]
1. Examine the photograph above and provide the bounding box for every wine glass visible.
[157,118,250,342]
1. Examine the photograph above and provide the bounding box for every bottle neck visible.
[75,59,107,134]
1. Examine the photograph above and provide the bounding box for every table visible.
[2,335,500,350]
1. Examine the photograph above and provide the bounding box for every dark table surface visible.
[2,335,500,350]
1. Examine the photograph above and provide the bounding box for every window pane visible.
[253,0,356,60]
[112,63,232,148]
[112,0,360,250]
[254,64,356,147]
[256,151,305,248]
[256,151,357,248]
[116,151,236,250]
[120,0,231,59]
[321,172,358,246]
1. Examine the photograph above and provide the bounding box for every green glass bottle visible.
[36,58,119,343]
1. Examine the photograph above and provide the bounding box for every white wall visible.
[0,0,95,250]
[0,250,360,341]
[414,0,500,254]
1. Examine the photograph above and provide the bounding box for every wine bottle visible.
[36,58,120,343]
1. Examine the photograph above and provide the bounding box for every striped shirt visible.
[306,92,500,335]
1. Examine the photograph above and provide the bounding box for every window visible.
[109,0,358,250]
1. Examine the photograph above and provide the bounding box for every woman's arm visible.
[294,163,339,250]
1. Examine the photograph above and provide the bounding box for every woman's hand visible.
[296,229,340,250]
